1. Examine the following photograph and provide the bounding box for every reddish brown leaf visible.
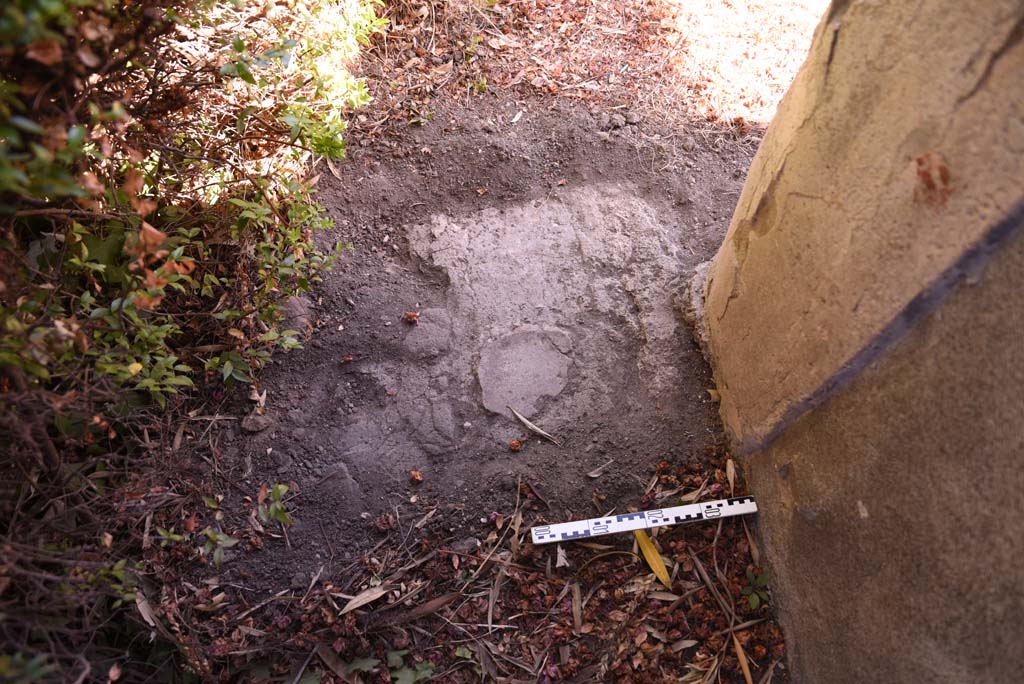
[26,39,63,66]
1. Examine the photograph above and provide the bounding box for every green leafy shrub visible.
[0,0,384,680]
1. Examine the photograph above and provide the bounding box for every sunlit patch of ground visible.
[649,0,831,127]
[356,0,829,151]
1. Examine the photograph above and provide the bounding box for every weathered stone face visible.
[704,0,1024,451]
[697,1,1024,682]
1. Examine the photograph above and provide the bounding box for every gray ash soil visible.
[212,96,756,593]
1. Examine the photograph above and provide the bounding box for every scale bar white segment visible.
[530,495,757,545]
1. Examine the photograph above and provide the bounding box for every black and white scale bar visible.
[530,495,757,545]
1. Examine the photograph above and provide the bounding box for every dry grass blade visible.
[385,551,437,583]
[576,550,641,576]
[232,589,290,623]
[711,617,766,638]
[571,581,583,633]
[683,478,710,503]
[506,405,561,446]
[733,633,754,684]
[374,591,460,626]
[472,641,501,680]
[634,529,671,587]
[467,481,522,582]
[743,519,762,565]
[488,568,505,630]
[509,509,523,556]
[758,658,782,684]
[316,643,361,684]
[414,507,437,529]
[689,550,731,617]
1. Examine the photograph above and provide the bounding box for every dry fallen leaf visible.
[123,168,144,196]
[132,199,158,217]
[248,386,267,408]
[587,459,614,478]
[138,222,168,253]
[409,469,424,484]
[26,39,63,66]
[78,172,105,197]
[135,594,159,630]
[76,46,102,68]
[555,544,570,568]
[316,644,361,684]
[340,585,392,615]
[671,638,699,653]
[634,529,671,587]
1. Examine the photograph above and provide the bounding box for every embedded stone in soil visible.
[477,328,572,417]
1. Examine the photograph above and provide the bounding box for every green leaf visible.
[454,646,473,659]
[295,671,320,684]
[53,412,85,438]
[347,658,380,674]
[386,650,408,669]
[235,60,256,85]
[748,592,760,610]
[9,116,45,135]
[391,662,434,684]
[391,668,416,684]
[1,353,50,379]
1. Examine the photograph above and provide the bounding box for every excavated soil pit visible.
[213,98,753,591]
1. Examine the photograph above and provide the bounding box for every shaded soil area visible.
[213,96,752,590]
